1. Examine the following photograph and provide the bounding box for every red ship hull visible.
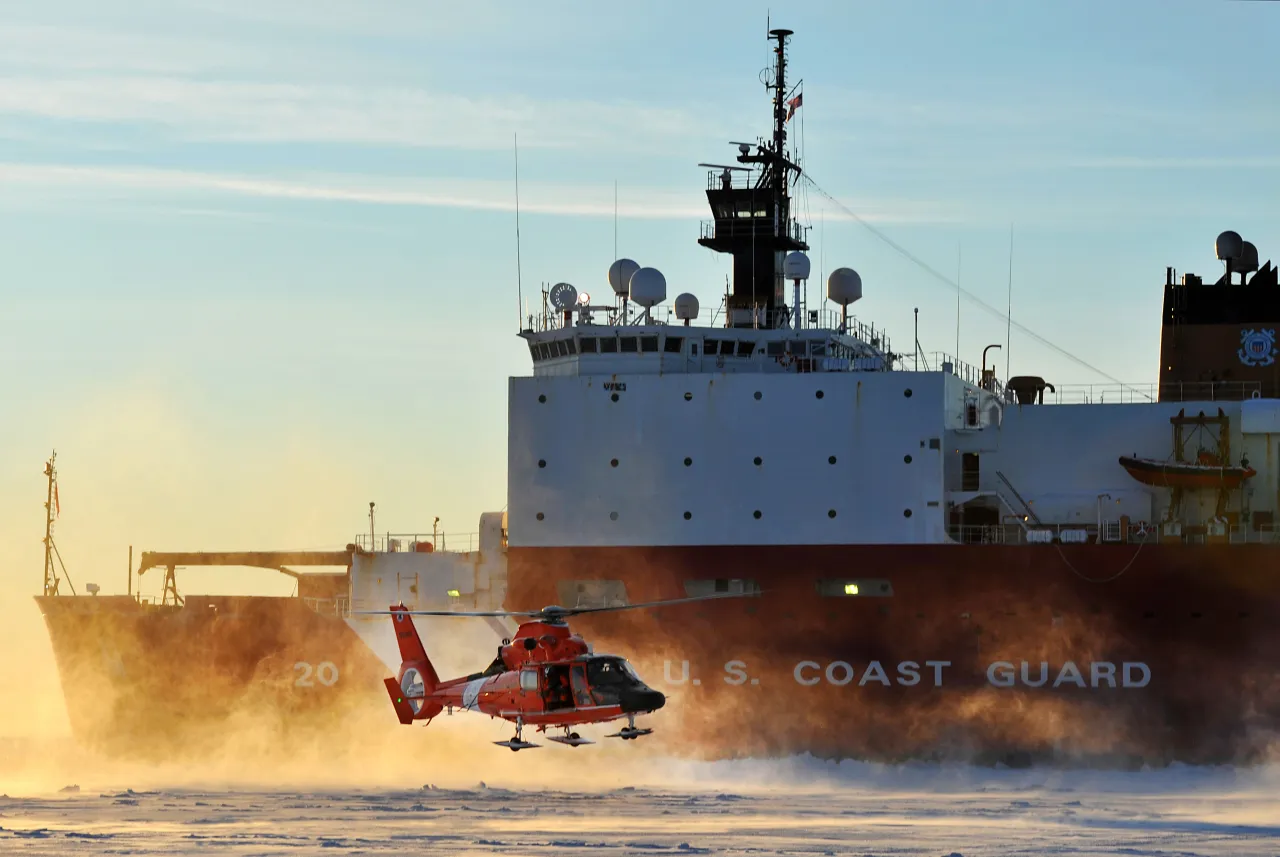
[507,543,1280,765]
[35,594,388,761]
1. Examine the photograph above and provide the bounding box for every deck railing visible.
[947,522,1280,545]
[353,532,481,554]
[1009,381,1261,405]
[302,596,350,617]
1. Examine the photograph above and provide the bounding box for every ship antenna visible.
[514,133,524,332]
[1005,224,1014,381]
[955,243,962,362]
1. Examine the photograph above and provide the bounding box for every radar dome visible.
[629,267,667,308]
[1239,241,1260,274]
[1216,231,1243,262]
[609,259,640,296]
[783,251,811,281]
[827,268,863,306]
[548,282,578,311]
[674,293,700,321]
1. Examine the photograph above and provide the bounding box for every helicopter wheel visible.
[570,732,581,741]
[606,715,654,741]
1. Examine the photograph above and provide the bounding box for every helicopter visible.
[360,593,748,750]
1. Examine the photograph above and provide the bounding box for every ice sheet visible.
[3,764,1279,856]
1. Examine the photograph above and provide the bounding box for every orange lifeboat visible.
[1118,455,1256,490]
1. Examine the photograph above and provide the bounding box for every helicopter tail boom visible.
[389,603,441,723]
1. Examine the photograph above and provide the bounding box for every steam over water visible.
[5,614,1280,855]
[4,735,1280,856]
[4,473,1279,853]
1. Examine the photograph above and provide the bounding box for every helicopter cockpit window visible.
[586,657,639,687]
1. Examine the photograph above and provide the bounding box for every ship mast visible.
[770,27,791,245]
[42,452,58,597]
[696,27,807,329]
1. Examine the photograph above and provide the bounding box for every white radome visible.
[1216,231,1243,262]
[674,293,700,320]
[783,251,811,281]
[609,259,641,296]
[629,267,667,308]
[827,267,863,306]
[549,282,578,311]
[1239,241,1260,274]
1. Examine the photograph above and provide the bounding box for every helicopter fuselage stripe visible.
[460,678,486,711]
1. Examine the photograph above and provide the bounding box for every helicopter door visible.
[543,664,572,710]
[569,664,593,708]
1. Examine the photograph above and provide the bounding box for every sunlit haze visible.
[3,0,1279,742]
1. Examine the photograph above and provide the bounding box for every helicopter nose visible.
[620,688,666,714]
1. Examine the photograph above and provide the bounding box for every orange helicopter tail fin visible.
[389,603,440,693]
[384,677,417,724]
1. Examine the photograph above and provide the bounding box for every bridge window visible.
[641,336,659,352]
[811,341,827,356]
[620,337,638,353]
[664,336,683,353]
[736,341,755,357]
[600,336,618,353]
[528,341,539,360]
[766,341,785,356]
[788,341,807,355]
[579,337,598,353]
[704,339,722,356]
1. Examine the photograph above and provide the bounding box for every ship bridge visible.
[522,313,891,377]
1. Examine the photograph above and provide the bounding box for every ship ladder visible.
[995,471,1042,527]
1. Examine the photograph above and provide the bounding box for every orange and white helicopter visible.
[361,595,746,750]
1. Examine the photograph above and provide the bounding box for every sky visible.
[2,0,1279,734]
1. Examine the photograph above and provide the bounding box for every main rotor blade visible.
[557,591,754,616]
[351,591,756,621]
[351,608,544,619]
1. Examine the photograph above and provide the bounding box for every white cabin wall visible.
[508,371,948,546]
[987,400,1264,526]
[345,548,510,673]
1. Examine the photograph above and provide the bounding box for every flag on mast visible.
[786,92,802,122]
[54,482,60,517]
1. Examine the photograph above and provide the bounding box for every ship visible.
[36,27,1280,766]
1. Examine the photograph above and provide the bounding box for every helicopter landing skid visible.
[606,727,652,740]
[494,738,541,751]
[606,715,653,740]
[496,717,540,751]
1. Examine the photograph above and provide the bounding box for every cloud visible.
[0,23,254,76]
[1067,155,1280,170]
[0,162,951,224]
[0,74,714,152]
